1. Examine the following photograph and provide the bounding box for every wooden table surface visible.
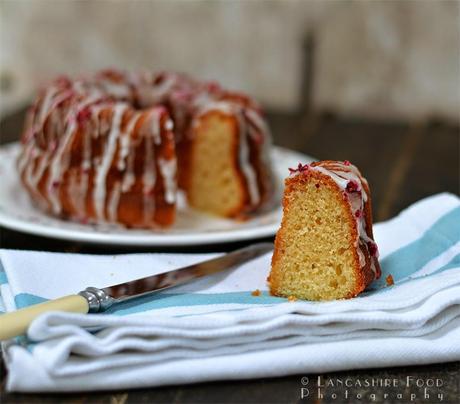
[0,108,459,403]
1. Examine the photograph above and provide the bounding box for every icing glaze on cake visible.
[18,70,274,227]
[288,160,381,279]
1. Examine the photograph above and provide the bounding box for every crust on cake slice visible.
[269,168,375,301]
[185,110,249,217]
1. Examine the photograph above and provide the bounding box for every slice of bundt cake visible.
[269,160,381,301]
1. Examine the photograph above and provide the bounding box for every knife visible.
[0,242,273,340]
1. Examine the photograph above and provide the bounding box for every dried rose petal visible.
[206,81,220,93]
[154,72,167,85]
[288,163,309,175]
[346,180,360,193]
[77,107,92,125]
[367,241,379,257]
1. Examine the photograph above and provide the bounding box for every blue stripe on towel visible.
[15,293,47,309]
[363,253,460,296]
[105,291,284,316]
[372,207,460,289]
[0,271,7,285]
[11,291,284,315]
[0,259,7,285]
[435,253,460,272]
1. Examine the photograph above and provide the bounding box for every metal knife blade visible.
[79,242,273,312]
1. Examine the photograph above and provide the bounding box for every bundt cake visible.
[17,70,274,228]
[269,160,381,301]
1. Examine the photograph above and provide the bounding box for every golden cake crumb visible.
[386,274,394,286]
[287,295,297,302]
[251,289,261,297]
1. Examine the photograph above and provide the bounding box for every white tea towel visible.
[1,193,459,392]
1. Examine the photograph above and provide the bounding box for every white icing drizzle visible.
[76,171,89,216]
[244,108,270,140]
[100,79,131,100]
[195,101,261,206]
[93,104,127,220]
[147,108,162,145]
[142,123,156,215]
[19,88,67,207]
[82,117,92,172]
[236,111,260,206]
[158,157,177,204]
[121,150,136,193]
[244,108,274,194]
[141,110,161,222]
[37,86,60,126]
[26,147,47,189]
[67,171,83,217]
[47,93,104,213]
[165,119,174,132]
[107,181,122,222]
[307,162,379,277]
[47,118,77,213]
[117,113,141,171]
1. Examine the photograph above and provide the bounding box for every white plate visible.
[0,143,313,246]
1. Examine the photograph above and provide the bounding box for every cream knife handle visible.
[0,295,89,341]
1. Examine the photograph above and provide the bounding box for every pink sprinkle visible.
[99,68,124,80]
[154,72,167,85]
[346,180,360,193]
[77,107,92,125]
[51,181,60,189]
[49,140,57,152]
[355,210,362,218]
[344,160,351,166]
[206,81,220,93]
[367,241,379,258]
[154,105,168,116]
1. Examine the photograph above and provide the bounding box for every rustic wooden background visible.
[0,37,459,402]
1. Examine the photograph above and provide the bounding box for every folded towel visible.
[1,193,459,392]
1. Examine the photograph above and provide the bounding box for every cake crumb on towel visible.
[386,274,394,286]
